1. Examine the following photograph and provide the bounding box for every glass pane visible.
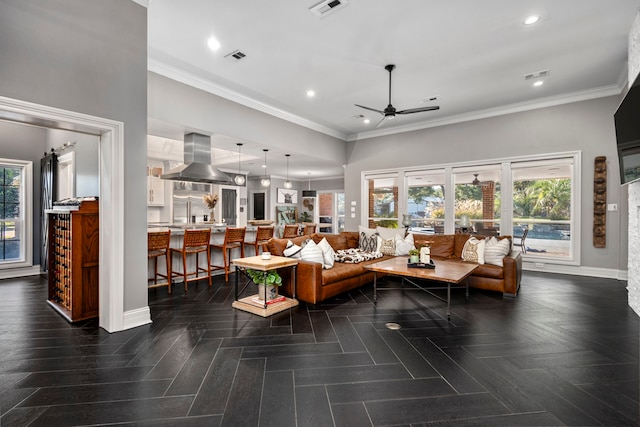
[454,168,501,236]
[336,192,345,233]
[0,165,25,264]
[367,175,399,228]
[406,171,445,234]
[512,161,572,257]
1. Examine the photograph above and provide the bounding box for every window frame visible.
[0,158,33,269]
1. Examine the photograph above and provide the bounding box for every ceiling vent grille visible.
[309,0,349,17]
[524,69,550,80]
[224,50,246,61]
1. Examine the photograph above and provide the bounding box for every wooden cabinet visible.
[47,200,99,322]
[147,165,165,206]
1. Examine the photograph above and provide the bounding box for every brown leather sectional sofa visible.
[267,231,522,304]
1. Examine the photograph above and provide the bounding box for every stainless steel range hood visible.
[161,133,232,184]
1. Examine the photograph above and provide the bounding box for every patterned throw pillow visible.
[358,226,380,252]
[395,233,415,256]
[283,240,302,258]
[461,237,486,264]
[316,237,335,269]
[484,236,511,267]
[379,238,396,256]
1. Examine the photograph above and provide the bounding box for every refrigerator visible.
[172,181,212,224]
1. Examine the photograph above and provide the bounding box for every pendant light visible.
[233,143,246,186]
[302,172,316,197]
[260,149,271,187]
[284,154,292,189]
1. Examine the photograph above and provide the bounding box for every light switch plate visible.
[607,203,618,211]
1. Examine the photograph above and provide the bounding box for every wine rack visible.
[47,199,99,322]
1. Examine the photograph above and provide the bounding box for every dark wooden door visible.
[253,192,265,220]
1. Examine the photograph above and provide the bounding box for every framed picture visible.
[277,188,298,204]
[276,205,298,225]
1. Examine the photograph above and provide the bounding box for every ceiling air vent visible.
[309,0,349,17]
[524,69,550,80]
[224,50,246,61]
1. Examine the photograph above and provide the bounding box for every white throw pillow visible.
[358,225,380,252]
[376,226,404,241]
[484,236,511,267]
[395,233,415,256]
[283,240,302,259]
[300,239,325,265]
[316,237,335,269]
[461,237,486,264]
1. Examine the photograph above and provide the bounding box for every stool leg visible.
[206,247,212,287]
[223,246,229,282]
[153,256,158,284]
[183,251,188,293]
[166,252,172,294]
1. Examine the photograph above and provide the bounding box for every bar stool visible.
[211,227,246,281]
[282,224,299,238]
[244,226,274,256]
[170,228,212,292]
[148,230,172,293]
[301,223,316,235]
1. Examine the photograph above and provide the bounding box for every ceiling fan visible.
[355,64,440,128]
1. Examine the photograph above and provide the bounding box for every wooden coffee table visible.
[365,257,478,319]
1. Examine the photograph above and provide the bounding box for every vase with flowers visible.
[203,193,219,223]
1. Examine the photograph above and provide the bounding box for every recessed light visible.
[306,90,316,98]
[523,15,540,25]
[207,36,221,51]
[363,118,370,124]
[533,80,544,87]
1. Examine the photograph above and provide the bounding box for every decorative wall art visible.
[277,188,298,204]
[593,156,607,248]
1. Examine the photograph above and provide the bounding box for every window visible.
[453,166,501,236]
[365,173,399,228]
[0,159,32,268]
[511,158,576,262]
[406,170,445,233]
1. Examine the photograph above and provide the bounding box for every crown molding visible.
[130,0,149,7]
[348,84,623,142]
[148,58,348,141]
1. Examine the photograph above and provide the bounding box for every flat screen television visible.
[614,73,640,185]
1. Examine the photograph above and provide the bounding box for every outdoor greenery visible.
[514,179,571,220]
[0,166,21,219]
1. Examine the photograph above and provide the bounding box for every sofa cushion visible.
[462,237,486,264]
[473,262,504,279]
[484,236,511,266]
[300,239,324,265]
[377,226,404,240]
[379,237,396,256]
[358,226,380,252]
[317,237,335,269]
[283,240,303,258]
[427,234,455,258]
[395,233,415,256]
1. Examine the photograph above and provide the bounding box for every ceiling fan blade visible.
[355,104,384,115]
[374,116,389,128]
[396,106,440,114]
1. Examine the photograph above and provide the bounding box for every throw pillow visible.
[283,240,302,258]
[358,225,380,252]
[300,239,325,265]
[379,237,396,256]
[316,237,335,269]
[484,236,511,267]
[376,226,404,241]
[461,237,486,264]
[395,233,415,256]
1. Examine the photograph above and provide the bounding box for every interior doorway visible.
[222,188,237,225]
[253,192,265,220]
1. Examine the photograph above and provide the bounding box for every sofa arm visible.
[283,260,323,304]
[502,251,522,297]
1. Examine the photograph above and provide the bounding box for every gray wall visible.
[0,121,47,265]
[0,0,148,312]
[345,96,626,272]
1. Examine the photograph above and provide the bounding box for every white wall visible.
[0,0,148,313]
[46,129,100,197]
[345,96,625,273]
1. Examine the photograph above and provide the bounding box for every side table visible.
[231,255,298,317]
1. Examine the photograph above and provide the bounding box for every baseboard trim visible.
[122,306,152,331]
[523,262,626,281]
[0,265,42,279]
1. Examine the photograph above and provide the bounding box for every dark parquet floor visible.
[0,271,638,426]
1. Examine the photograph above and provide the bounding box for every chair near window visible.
[282,224,299,238]
[301,223,316,235]
[148,230,172,293]
[170,228,212,292]
[211,227,246,282]
[513,226,528,254]
[244,226,274,256]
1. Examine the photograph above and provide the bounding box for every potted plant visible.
[408,248,420,264]
[246,269,283,302]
